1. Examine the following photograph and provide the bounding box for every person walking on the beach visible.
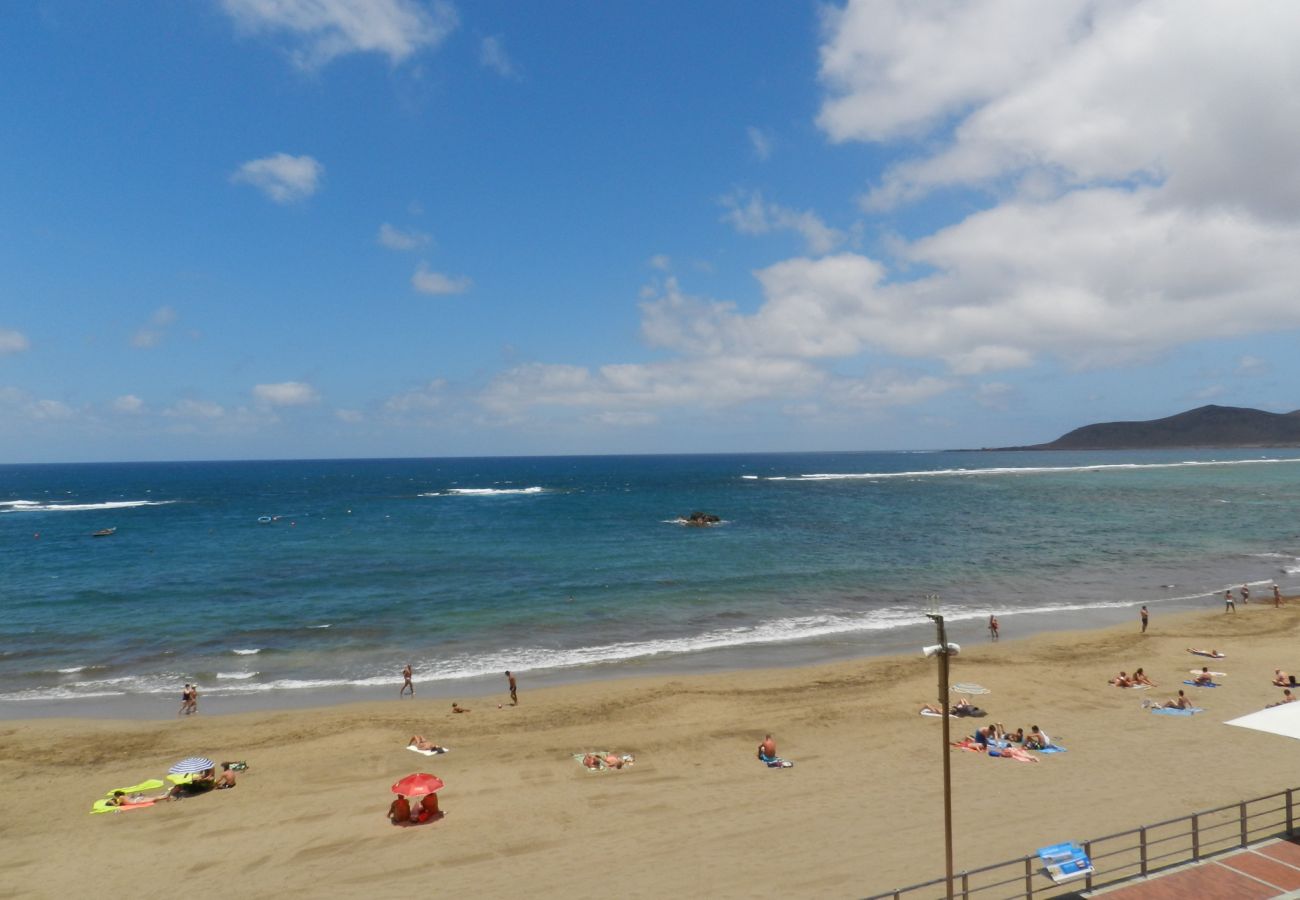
[1224,590,1235,613]
[178,683,192,717]
[400,663,414,697]
[1274,584,1283,608]
[505,670,518,706]
[1241,584,1250,604]
[988,615,999,641]
[189,683,199,715]
[1140,605,1149,633]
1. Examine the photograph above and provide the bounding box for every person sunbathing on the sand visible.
[604,753,624,769]
[1132,668,1155,686]
[1109,671,1134,687]
[389,794,411,824]
[582,753,603,769]
[990,745,1039,762]
[1024,725,1051,749]
[1187,648,1224,658]
[1194,667,1215,685]
[920,703,946,715]
[451,702,470,713]
[408,735,445,752]
[1274,669,1291,687]
[105,790,127,807]
[1268,689,1296,708]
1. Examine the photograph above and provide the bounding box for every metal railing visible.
[865,785,1298,899]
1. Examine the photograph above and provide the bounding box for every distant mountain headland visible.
[996,405,1300,450]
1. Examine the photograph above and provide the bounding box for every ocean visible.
[3,449,1300,718]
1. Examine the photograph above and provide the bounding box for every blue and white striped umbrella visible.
[169,756,214,775]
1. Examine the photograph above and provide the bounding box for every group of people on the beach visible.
[1224,583,1283,612]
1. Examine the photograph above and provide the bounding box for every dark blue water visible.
[4,450,1300,712]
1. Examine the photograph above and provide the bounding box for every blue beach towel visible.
[1151,706,1204,716]
[1034,745,1067,753]
[1183,680,1219,688]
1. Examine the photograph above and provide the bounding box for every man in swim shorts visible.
[1024,725,1051,749]
[1194,667,1214,685]
[1268,689,1296,708]
[1140,605,1148,633]
[1225,590,1235,613]
[389,794,411,824]
[506,670,517,706]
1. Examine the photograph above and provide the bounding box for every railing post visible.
[1241,801,1249,847]
[1140,826,1148,877]
[960,870,969,899]
[1192,814,1200,861]
[1288,788,1295,837]
[1025,857,1034,899]
[1083,840,1094,892]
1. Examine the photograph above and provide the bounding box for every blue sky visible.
[4,0,1300,463]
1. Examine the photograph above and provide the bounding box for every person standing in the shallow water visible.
[506,670,518,705]
[400,663,414,697]
[1224,590,1236,613]
[988,615,999,641]
[1275,584,1283,607]
[1241,584,1250,604]
[1140,605,1149,633]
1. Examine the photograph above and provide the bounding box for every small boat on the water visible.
[92,527,116,537]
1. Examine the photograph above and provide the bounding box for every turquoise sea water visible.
[3,449,1300,716]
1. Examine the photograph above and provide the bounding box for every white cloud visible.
[384,379,447,413]
[335,408,364,423]
[113,395,145,414]
[412,263,471,295]
[221,0,458,68]
[0,387,74,420]
[479,35,515,77]
[720,189,844,255]
[746,126,772,161]
[131,305,178,348]
[231,153,324,204]
[377,222,432,250]
[253,381,320,406]
[165,398,226,419]
[1237,355,1270,376]
[0,329,30,355]
[648,254,672,271]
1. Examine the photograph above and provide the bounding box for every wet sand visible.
[5,600,1300,899]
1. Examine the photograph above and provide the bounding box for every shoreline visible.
[0,584,1261,721]
[9,598,1300,898]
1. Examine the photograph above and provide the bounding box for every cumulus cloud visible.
[0,387,75,420]
[221,0,458,68]
[746,126,772,160]
[113,394,145,414]
[131,306,177,348]
[252,381,320,406]
[231,153,323,204]
[792,0,1300,375]
[377,223,431,250]
[0,329,30,355]
[384,379,447,413]
[479,35,515,77]
[412,263,471,295]
[720,189,844,255]
[165,398,226,419]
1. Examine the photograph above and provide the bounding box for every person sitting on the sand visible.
[757,734,778,762]
[408,735,445,752]
[1005,726,1024,743]
[419,792,440,821]
[1132,668,1155,686]
[1268,689,1297,708]
[389,794,411,824]
[1110,671,1134,687]
[1187,648,1224,658]
[1274,669,1291,687]
[213,763,237,790]
[1194,667,1215,685]
[451,702,470,713]
[1151,689,1194,709]
[1024,725,1051,749]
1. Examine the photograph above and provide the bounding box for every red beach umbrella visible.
[392,773,444,797]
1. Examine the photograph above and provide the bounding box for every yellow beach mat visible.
[106,779,163,796]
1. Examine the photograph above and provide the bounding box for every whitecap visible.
[232,648,261,655]
[761,458,1300,482]
[0,499,178,513]
[421,486,544,497]
[216,672,258,680]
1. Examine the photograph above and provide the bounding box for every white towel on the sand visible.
[407,745,449,756]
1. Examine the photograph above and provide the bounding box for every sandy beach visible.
[6,600,1300,899]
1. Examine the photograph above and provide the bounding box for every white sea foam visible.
[307,624,332,629]
[216,672,258,680]
[232,648,261,655]
[758,458,1300,482]
[0,499,177,513]
[420,486,544,497]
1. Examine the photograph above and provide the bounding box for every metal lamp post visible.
[926,609,955,900]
